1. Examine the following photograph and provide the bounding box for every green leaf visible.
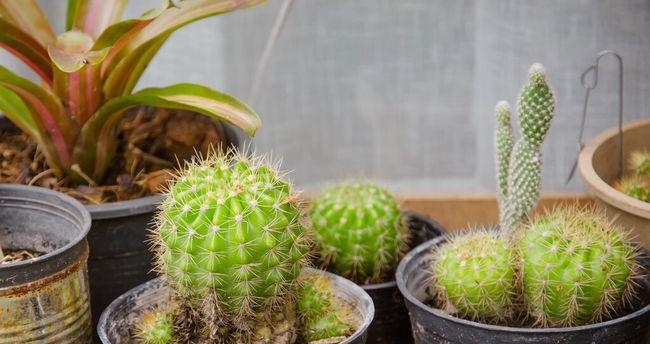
[0,17,53,85]
[0,0,55,46]
[66,0,130,39]
[76,83,261,181]
[0,66,78,165]
[101,0,269,97]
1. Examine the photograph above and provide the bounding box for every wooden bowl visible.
[578,117,650,248]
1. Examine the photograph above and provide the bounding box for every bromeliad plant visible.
[0,0,265,185]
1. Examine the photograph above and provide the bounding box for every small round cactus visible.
[629,150,650,176]
[298,274,354,341]
[134,309,174,344]
[152,151,310,335]
[614,176,650,202]
[310,182,408,283]
[431,230,517,322]
[519,206,641,327]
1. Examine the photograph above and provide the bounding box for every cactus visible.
[495,101,514,223]
[431,230,517,322]
[310,182,408,283]
[298,274,354,341]
[629,150,650,176]
[498,63,556,234]
[151,151,310,340]
[519,206,641,327]
[614,176,650,202]
[134,309,174,344]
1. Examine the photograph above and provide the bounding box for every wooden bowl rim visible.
[578,117,650,218]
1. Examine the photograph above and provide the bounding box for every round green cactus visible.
[629,150,650,176]
[431,230,517,322]
[519,206,641,327]
[153,152,310,331]
[310,182,408,283]
[134,309,174,344]
[615,176,650,202]
[298,274,354,341]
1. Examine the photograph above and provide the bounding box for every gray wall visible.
[5,0,650,193]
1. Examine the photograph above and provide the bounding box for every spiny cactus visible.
[431,230,517,322]
[298,274,355,341]
[629,150,650,176]
[495,101,514,222]
[134,309,174,344]
[519,206,641,327]
[152,150,310,339]
[310,182,408,283]
[497,63,556,234]
[614,176,650,202]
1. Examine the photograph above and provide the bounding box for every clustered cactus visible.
[519,207,641,327]
[134,309,175,344]
[310,182,408,283]
[614,150,650,202]
[429,63,642,327]
[149,151,311,342]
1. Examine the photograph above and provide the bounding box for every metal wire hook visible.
[566,50,624,184]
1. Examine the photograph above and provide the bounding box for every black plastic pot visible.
[97,268,374,344]
[361,211,447,344]
[396,236,650,344]
[0,115,242,331]
[0,184,92,342]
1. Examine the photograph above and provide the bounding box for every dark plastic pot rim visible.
[396,236,650,334]
[0,184,91,270]
[85,194,162,220]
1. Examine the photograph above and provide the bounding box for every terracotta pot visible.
[578,117,650,248]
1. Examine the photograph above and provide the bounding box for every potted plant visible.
[396,64,650,343]
[579,118,650,248]
[0,184,92,342]
[98,150,375,343]
[0,0,266,324]
[309,182,447,343]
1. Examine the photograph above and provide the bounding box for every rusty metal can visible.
[0,185,92,343]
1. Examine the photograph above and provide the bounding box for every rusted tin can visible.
[0,185,92,343]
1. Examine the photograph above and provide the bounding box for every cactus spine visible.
[499,63,556,234]
[519,206,641,326]
[151,151,310,341]
[432,230,517,321]
[298,274,354,341]
[310,182,408,283]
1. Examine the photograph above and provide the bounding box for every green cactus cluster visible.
[519,207,641,327]
[614,150,650,202]
[298,274,355,341]
[149,151,311,341]
[310,182,408,283]
[629,150,650,175]
[432,230,516,322]
[430,64,643,328]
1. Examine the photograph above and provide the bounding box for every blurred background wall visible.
[5,0,650,193]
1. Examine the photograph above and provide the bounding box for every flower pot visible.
[0,184,92,343]
[396,237,650,344]
[361,211,447,344]
[0,114,242,331]
[578,117,650,248]
[97,268,374,344]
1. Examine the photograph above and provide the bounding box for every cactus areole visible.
[152,151,310,332]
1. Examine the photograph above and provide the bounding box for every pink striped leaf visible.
[0,17,53,86]
[0,0,55,46]
[75,83,260,180]
[66,0,129,39]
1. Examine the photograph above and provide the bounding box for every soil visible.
[0,248,43,264]
[0,107,229,204]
